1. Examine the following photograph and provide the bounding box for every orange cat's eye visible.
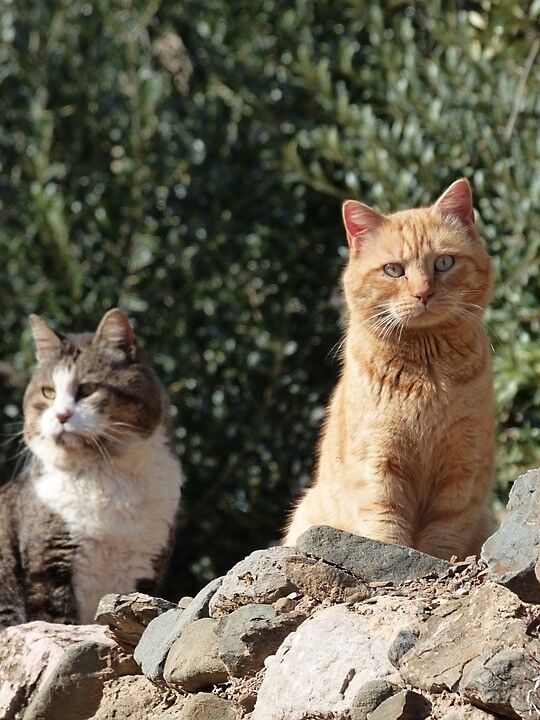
[434,255,455,272]
[42,386,56,400]
[383,263,405,278]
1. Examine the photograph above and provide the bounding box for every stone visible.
[273,594,300,613]
[439,707,501,719]
[23,636,139,720]
[175,693,238,720]
[134,577,223,681]
[397,582,540,718]
[387,630,419,668]
[296,525,451,584]
[93,675,183,719]
[282,554,371,603]
[368,689,431,720]
[209,547,300,616]
[252,598,419,720]
[217,603,302,677]
[350,678,399,720]
[178,576,223,627]
[95,592,176,647]
[163,618,228,691]
[0,622,115,720]
[481,468,540,602]
[134,608,185,682]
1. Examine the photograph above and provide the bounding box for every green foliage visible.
[0,0,538,594]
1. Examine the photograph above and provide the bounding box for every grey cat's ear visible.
[94,308,135,349]
[28,315,63,364]
[342,200,387,251]
[434,178,474,227]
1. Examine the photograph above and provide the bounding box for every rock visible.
[439,706,501,719]
[93,675,183,719]
[253,599,419,720]
[209,547,300,617]
[388,630,420,668]
[0,622,116,720]
[397,582,540,718]
[175,693,238,720]
[163,618,228,692]
[134,608,186,682]
[273,594,300,613]
[368,689,431,720]
[178,596,193,609]
[134,577,223,682]
[95,592,176,647]
[460,648,538,718]
[481,469,540,602]
[217,603,302,677]
[282,554,371,603]
[350,678,399,720]
[296,526,451,584]
[23,636,138,720]
[178,576,223,627]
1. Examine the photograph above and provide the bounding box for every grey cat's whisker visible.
[110,421,140,431]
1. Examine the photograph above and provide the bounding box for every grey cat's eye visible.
[383,263,405,278]
[434,255,454,272]
[76,383,98,400]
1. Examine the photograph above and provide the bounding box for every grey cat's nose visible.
[56,410,73,424]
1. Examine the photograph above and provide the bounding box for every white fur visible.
[40,366,101,444]
[33,425,182,623]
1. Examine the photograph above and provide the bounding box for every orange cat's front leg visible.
[352,508,414,549]
[415,488,494,561]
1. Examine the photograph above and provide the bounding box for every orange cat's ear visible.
[342,200,386,251]
[434,178,474,227]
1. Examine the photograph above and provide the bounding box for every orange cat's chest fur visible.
[284,180,495,559]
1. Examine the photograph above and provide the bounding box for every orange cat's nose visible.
[414,289,434,306]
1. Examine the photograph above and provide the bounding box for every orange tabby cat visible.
[284,179,495,559]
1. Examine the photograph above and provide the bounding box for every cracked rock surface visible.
[4,469,540,720]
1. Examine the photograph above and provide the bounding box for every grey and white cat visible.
[0,309,182,626]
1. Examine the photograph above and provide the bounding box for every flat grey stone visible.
[217,603,302,677]
[209,547,300,616]
[368,689,431,720]
[350,678,399,720]
[296,526,450,584]
[482,468,540,602]
[134,608,185,681]
[134,577,223,682]
[163,618,228,691]
[388,630,419,668]
[181,576,223,626]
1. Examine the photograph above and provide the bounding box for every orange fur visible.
[284,180,495,559]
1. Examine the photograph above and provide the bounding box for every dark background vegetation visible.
[0,1,538,597]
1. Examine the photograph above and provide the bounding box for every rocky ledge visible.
[2,469,540,720]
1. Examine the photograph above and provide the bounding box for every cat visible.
[0,308,182,626]
[284,179,495,560]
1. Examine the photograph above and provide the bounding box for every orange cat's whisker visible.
[284,178,495,559]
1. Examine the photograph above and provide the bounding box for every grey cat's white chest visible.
[33,426,182,623]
